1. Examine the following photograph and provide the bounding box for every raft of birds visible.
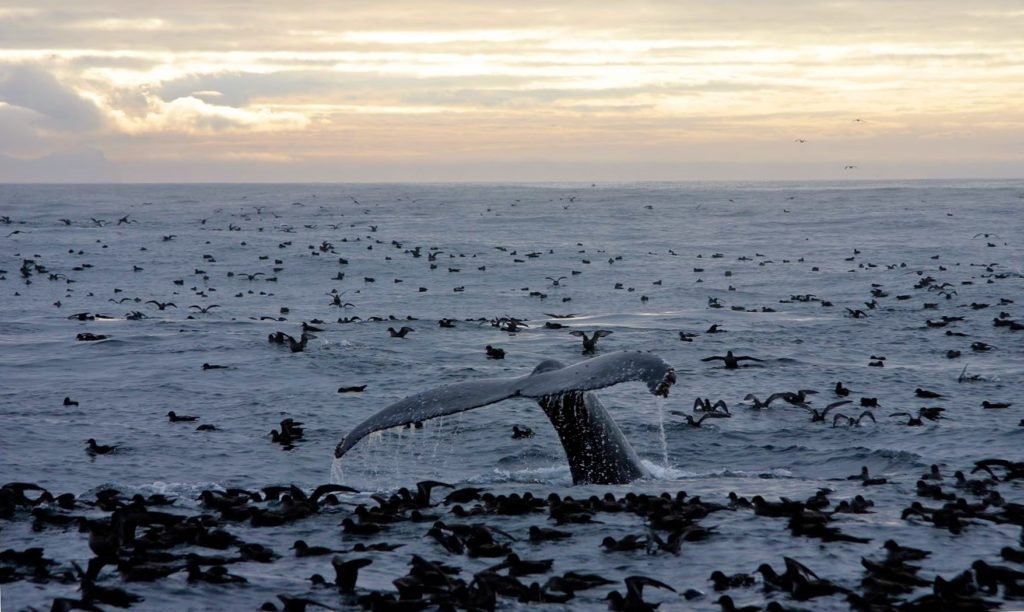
[4,456,1024,610]
[4,190,1023,611]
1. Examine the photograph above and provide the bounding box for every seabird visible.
[388,326,414,338]
[702,350,762,369]
[670,411,731,427]
[890,412,923,426]
[86,439,119,455]
[569,330,613,355]
[188,304,219,313]
[802,400,851,422]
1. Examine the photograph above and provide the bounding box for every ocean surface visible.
[1,181,1022,610]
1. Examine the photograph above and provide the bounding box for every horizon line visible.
[3,176,1024,187]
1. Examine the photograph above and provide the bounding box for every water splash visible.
[329,456,345,485]
[485,465,572,485]
[641,461,795,480]
[329,416,467,490]
[656,401,669,470]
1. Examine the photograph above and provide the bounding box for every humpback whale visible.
[333,351,676,485]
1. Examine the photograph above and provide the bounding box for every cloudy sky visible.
[1,1,1022,182]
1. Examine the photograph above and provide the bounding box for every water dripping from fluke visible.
[657,401,670,470]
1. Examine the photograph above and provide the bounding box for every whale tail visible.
[332,351,675,484]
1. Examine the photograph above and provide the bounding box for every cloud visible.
[155,70,547,107]
[0,103,44,153]
[0,148,120,182]
[1,1,1023,180]
[0,63,105,131]
[112,94,310,134]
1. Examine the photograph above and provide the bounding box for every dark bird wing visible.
[856,411,876,424]
[783,557,822,582]
[624,575,676,600]
[823,400,852,417]
[310,483,359,503]
[697,412,731,425]
[767,392,805,406]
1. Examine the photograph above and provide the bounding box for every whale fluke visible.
[333,351,676,484]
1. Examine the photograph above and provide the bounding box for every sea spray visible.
[656,401,669,470]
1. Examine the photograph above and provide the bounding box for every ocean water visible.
[1,181,1022,610]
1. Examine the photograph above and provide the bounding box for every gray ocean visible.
[1,181,1022,610]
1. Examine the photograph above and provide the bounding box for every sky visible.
[0,1,1022,182]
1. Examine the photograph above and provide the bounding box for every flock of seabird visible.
[1,190,1022,610]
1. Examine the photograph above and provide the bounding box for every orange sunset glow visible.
[1,1,1023,181]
